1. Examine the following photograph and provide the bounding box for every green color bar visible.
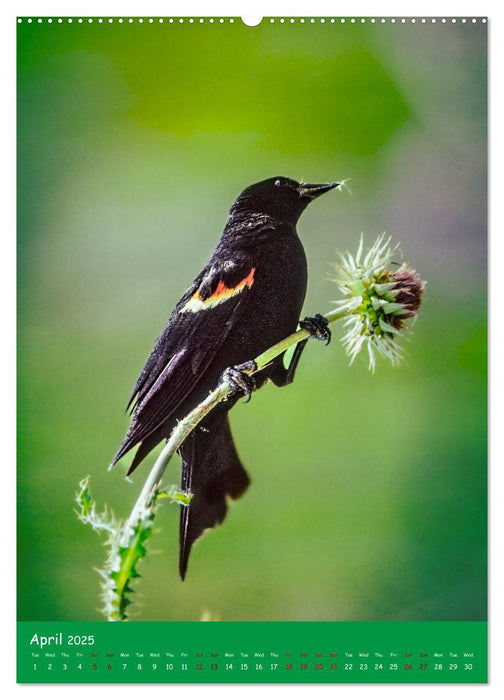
[18,621,486,683]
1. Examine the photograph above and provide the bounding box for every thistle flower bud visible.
[332,234,425,371]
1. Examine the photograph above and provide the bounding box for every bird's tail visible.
[179,411,250,580]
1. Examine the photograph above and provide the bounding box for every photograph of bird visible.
[111,176,338,578]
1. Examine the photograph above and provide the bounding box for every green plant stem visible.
[112,525,144,620]
[121,306,347,544]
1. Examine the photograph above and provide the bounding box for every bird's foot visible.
[300,314,332,345]
[221,361,257,403]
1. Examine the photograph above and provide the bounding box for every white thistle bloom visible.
[332,234,425,371]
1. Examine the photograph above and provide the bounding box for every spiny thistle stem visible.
[78,234,424,620]
[76,478,190,621]
[78,310,350,621]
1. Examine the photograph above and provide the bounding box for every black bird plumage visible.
[111,176,337,579]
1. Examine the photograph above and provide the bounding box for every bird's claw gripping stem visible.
[300,314,332,345]
[221,361,258,403]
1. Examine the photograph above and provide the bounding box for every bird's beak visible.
[297,182,339,199]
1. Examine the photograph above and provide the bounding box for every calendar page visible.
[16,14,487,684]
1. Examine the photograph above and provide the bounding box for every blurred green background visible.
[17,18,486,622]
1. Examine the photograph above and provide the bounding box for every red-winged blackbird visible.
[111,176,338,579]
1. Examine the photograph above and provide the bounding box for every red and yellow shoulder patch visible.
[181,268,255,313]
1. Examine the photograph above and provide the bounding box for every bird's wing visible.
[112,257,257,465]
[123,270,206,414]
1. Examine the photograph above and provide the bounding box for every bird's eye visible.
[274,179,282,187]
